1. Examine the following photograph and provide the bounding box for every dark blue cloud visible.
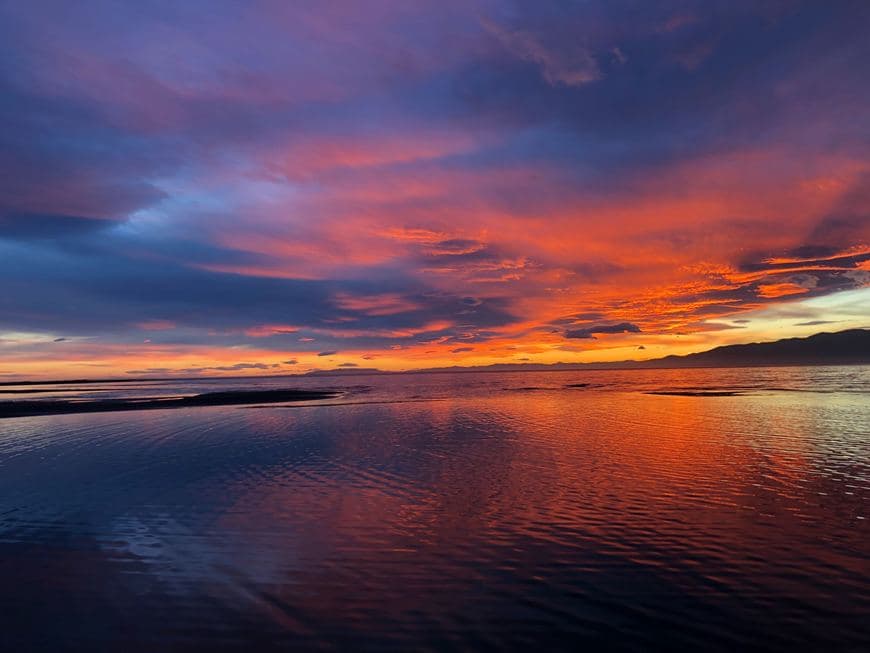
[0,225,519,351]
[566,322,641,339]
[0,213,114,240]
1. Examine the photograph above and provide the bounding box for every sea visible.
[0,366,868,651]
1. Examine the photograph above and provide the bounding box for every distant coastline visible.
[2,328,868,387]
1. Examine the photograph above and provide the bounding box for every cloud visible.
[1,1,868,377]
[451,347,473,353]
[137,320,176,331]
[337,362,358,367]
[0,213,115,241]
[210,362,272,371]
[756,281,813,299]
[244,324,300,337]
[333,292,420,316]
[483,19,601,87]
[317,351,337,357]
[565,322,642,339]
[283,359,298,365]
[125,368,172,375]
[425,239,487,256]
[125,362,273,375]
[794,320,837,326]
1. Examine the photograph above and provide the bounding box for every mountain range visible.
[3,329,868,386]
[394,328,870,375]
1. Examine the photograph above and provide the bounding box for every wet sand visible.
[0,388,339,419]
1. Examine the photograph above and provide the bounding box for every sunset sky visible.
[1,0,868,379]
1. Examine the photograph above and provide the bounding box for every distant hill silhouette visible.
[3,329,868,386]
[636,329,870,368]
[419,329,870,373]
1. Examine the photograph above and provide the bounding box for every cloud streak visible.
[0,0,868,378]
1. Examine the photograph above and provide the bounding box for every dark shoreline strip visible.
[0,389,340,419]
[249,397,450,410]
[644,390,744,397]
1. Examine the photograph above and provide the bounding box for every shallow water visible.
[1,367,868,651]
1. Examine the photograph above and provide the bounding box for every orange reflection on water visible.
[1,369,867,649]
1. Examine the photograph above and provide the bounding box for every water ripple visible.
[0,367,868,650]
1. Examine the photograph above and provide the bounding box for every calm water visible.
[1,367,868,651]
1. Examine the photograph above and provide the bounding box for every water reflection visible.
[0,368,868,650]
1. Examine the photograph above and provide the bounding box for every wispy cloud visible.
[483,19,601,87]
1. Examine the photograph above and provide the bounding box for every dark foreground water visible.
[1,367,868,651]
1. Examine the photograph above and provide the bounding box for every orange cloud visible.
[243,324,300,337]
[332,292,421,316]
[756,283,812,299]
[136,320,176,331]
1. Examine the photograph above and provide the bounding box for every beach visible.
[1,366,867,650]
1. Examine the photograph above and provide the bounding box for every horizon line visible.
[3,327,867,386]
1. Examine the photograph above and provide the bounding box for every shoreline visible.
[0,389,340,420]
[2,359,869,389]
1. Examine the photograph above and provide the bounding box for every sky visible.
[1,0,869,379]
